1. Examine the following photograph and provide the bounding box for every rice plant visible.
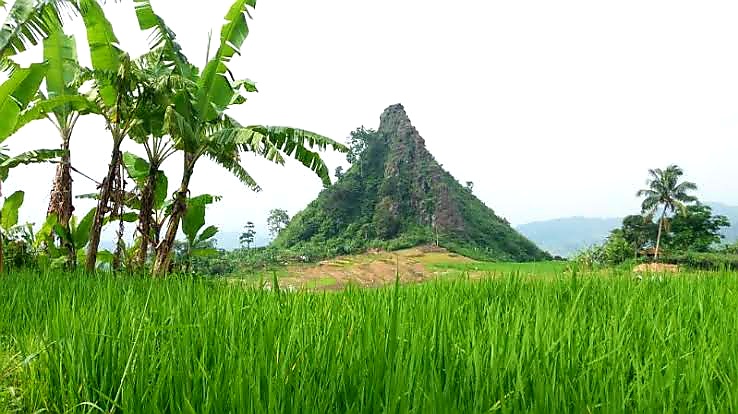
[1,269,738,412]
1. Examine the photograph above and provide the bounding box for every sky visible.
[5,0,738,244]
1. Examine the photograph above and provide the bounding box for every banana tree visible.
[0,190,23,273]
[122,51,183,269]
[77,0,162,272]
[136,0,347,276]
[9,30,99,267]
[0,147,64,204]
[122,150,169,268]
[39,30,85,231]
[44,207,93,269]
[0,1,76,180]
[0,61,47,140]
[180,194,219,273]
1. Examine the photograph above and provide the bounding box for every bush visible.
[663,252,738,270]
[602,232,632,265]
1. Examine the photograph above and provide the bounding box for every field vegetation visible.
[3,266,738,413]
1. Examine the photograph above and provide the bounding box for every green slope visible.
[275,104,550,262]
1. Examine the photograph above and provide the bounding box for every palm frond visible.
[640,195,660,214]
[204,146,261,191]
[674,181,697,194]
[635,189,656,198]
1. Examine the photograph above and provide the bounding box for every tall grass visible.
[2,269,738,412]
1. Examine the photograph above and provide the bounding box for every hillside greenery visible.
[275,125,549,262]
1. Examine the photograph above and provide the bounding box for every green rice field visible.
[2,267,738,412]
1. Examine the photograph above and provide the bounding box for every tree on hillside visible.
[345,126,373,165]
[668,204,729,253]
[240,221,255,249]
[334,166,344,180]
[465,181,474,193]
[636,165,697,260]
[267,209,290,239]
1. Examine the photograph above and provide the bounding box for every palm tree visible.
[636,165,697,260]
[134,0,347,276]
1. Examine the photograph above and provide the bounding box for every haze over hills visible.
[706,202,738,242]
[517,202,738,257]
[274,104,550,262]
[516,217,623,258]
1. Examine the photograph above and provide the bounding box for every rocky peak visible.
[275,104,551,262]
[378,103,427,148]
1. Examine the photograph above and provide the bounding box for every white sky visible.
[5,0,738,241]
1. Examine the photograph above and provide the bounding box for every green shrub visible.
[664,252,738,270]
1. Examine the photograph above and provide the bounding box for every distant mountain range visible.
[516,217,623,258]
[516,202,738,258]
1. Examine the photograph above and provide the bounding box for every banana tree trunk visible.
[135,166,157,269]
[85,136,123,273]
[152,165,193,277]
[47,130,75,267]
[112,161,125,272]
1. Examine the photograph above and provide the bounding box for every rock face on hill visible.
[275,104,550,261]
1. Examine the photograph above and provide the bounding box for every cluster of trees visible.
[579,165,731,266]
[0,0,345,275]
[238,209,290,249]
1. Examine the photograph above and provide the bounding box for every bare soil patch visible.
[633,263,680,273]
[277,246,475,291]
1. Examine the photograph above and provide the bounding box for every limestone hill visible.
[275,104,550,262]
